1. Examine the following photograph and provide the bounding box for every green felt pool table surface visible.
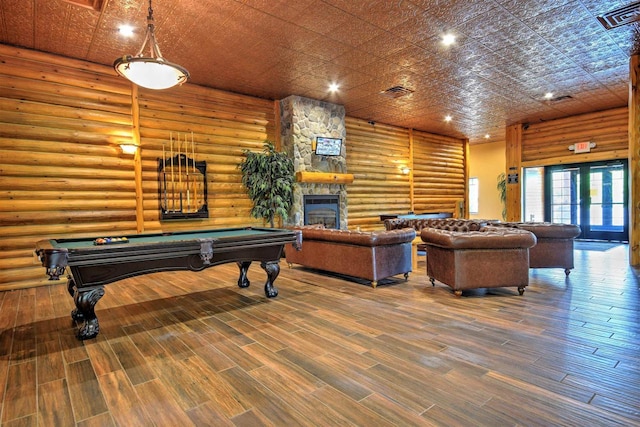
[48,227,284,249]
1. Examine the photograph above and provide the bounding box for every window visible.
[469,177,479,214]
[523,167,544,222]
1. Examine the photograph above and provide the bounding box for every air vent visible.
[548,95,573,103]
[598,2,640,29]
[62,0,105,12]
[381,86,414,98]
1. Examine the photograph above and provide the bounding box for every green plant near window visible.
[238,141,295,228]
[497,172,507,220]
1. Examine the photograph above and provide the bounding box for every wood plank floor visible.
[0,243,638,426]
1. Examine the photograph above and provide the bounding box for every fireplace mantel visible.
[295,171,354,184]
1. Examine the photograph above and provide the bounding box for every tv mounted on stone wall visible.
[314,137,342,156]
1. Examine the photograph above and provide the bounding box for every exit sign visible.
[573,141,592,153]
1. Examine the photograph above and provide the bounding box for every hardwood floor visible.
[0,243,638,426]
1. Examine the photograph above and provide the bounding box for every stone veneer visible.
[280,95,348,228]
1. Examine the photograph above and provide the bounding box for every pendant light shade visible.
[114,0,189,90]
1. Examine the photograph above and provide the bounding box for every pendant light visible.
[114,0,189,90]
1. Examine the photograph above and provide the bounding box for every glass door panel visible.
[545,160,627,241]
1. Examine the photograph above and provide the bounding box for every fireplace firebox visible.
[303,195,340,229]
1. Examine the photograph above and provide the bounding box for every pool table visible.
[35,227,302,340]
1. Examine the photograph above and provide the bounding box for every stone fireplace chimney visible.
[280,95,348,228]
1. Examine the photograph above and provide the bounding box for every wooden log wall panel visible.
[137,84,277,232]
[521,107,628,165]
[345,117,411,231]
[0,45,135,290]
[412,131,465,215]
[630,55,640,265]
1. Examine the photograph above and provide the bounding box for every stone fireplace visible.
[280,95,348,229]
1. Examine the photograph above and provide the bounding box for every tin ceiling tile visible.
[324,18,386,48]
[425,0,500,27]
[0,0,634,143]
[0,0,35,47]
[326,0,421,30]
[331,48,380,70]
[495,0,572,21]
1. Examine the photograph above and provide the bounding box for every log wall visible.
[345,118,411,231]
[0,44,468,290]
[412,131,466,217]
[137,85,276,233]
[0,45,136,290]
[345,118,466,231]
[0,45,276,291]
[521,107,628,166]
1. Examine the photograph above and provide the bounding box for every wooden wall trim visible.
[463,138,469,218]
[131,84,144,233]
[408,129,415,212]
[629,55,640,265]
[505,124,522,222]
[521,150,628,168]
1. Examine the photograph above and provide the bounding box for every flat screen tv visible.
[315,137,342,156]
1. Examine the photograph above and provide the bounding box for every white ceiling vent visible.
[598,2,640,29]
[547,95,573,103]
[381,86,414,98]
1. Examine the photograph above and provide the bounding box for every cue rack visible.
[158,132,209,220]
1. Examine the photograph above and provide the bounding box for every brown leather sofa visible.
[420,227,537,296]
[386,218,581,275]
[384,218,488,233]
[285,226,416,288]
[494,222,581,275]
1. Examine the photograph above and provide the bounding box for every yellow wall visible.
[469,140,505,220]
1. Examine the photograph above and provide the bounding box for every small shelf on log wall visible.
[295,171,354,184]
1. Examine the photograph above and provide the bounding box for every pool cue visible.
[185,134,190,212]
[170,132,175,211]
[192,132,197,212]
[178,133,183,212]
[162,140,167,212]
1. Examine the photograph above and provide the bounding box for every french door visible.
[544,160,628,241]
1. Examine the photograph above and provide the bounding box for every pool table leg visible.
[68,277,105,340]
[261,260,279,298]
[237,260,279,298]
[237,261,252,288]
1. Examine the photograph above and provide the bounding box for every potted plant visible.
[238,141,295,228]
[497,172,507,220]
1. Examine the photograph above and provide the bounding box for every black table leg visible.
[261,260,279,298]
[237,261,252,288]
[72,286,105,340]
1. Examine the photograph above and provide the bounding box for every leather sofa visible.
[386,218,581,275]
[285,226,416,288]
[420,226,537,296]
[494,222,581,275]
[384,218,489,233]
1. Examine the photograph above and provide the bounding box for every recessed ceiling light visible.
[328,82,339,92]
[442,33,456,46]
[444,115,452,122]
[544,92,554,99]
[118,24,134,37]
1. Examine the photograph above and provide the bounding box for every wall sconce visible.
[400,166,411,175]
[120,144,138,155]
